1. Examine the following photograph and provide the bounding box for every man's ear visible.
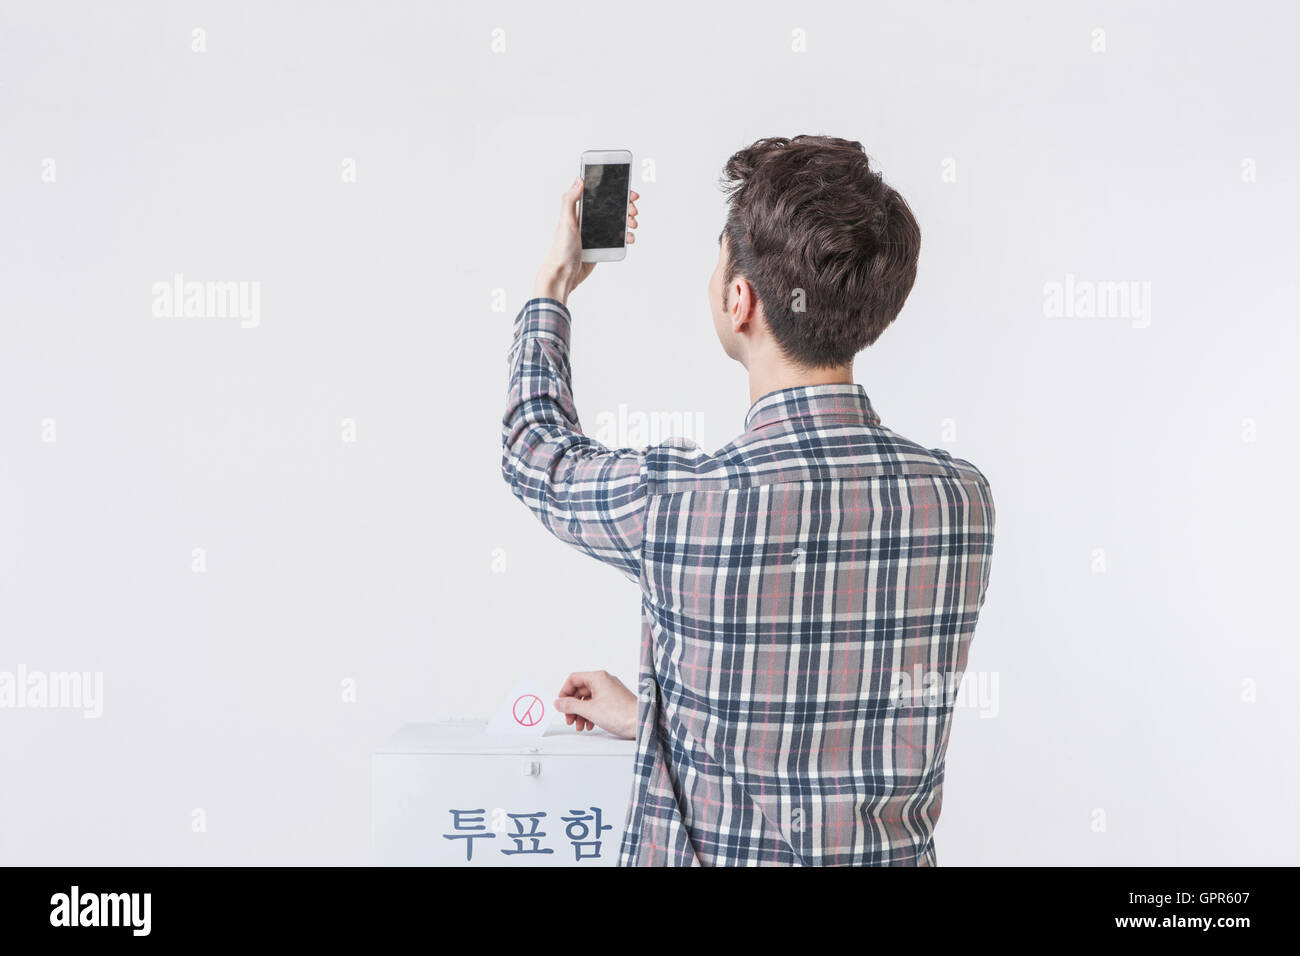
[731,277,758,335]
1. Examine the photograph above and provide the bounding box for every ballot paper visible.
[484,676,554,737]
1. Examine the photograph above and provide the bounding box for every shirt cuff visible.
[514,297,572,349]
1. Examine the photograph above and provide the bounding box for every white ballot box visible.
[372,719,637,866]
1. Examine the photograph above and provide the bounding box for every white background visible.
[1,0,1296,865]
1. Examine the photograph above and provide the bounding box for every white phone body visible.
[578,148,633,262]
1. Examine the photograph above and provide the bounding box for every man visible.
[501,135,995,866]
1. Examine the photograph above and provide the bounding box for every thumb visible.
[554,695,596,721]
[561,177,583,217]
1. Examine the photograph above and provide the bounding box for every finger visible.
[555,695,597,725]
[629,190,640,201]
[628,201,638,216]
[559,671,598,697]
[558,683,591,704]
[627,214,638,228]
[558,673,593,698]
[626,231,636,244]
[558,672,602,698]
[561,178,584,221]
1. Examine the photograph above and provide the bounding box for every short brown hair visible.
[720,135,921,367]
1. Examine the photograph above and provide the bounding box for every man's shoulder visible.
[639,435,718,492]
[872,425,995,509]
[881,427,993,488]
[639,424,992,502]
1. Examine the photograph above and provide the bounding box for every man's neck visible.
[748,361,854,406]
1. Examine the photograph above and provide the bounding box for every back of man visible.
[503,135,996,866]
[622,382,994,866]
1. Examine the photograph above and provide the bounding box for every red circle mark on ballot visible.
[513,694,545,727]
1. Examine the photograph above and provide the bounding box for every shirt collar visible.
[744,383,881,433]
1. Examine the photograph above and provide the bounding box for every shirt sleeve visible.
[501,296,648,582]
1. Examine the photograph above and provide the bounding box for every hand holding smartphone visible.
[578,149,633,262]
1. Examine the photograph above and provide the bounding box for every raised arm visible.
[500,178,646,580]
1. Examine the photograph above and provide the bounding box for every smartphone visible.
[578,149,633,262]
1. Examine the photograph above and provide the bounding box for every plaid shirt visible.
[502,297,996,866]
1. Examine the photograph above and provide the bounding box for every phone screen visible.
[580,163,631,249]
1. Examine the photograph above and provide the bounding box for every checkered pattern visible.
[503,297,996,866]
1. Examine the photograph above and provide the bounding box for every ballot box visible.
[372,719,637,866]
